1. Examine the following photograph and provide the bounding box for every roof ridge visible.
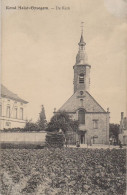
[85,91,106,112]
[1,84,28,104]
[58,92,76,111]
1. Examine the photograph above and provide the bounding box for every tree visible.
[46,111,79,133]
[46,111,79,145]
[109,123,120,144]
[24,121,40,131]
[37,105,47,130]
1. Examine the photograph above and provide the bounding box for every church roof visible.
[0,84,28,104]
[58,91,106,113]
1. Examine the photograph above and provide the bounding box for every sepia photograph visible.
[0,0,127,194]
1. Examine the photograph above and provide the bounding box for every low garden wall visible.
[0,132,46,144]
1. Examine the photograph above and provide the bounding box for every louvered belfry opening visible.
[79,73,84,83]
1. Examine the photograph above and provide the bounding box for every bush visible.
[24,122,40,131]
[2,122,44,132]
[45,132,65,148]
[2,127,24,132]
[0,142,45,149]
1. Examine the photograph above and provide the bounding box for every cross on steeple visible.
[81,22,84,34]
[79,22,85,46]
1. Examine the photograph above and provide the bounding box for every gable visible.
[58,91,106,113]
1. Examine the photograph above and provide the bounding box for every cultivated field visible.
[0,148,126,195]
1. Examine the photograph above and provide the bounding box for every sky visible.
[1,0,127,123]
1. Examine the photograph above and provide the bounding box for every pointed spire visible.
[78,22,86,46]
[76,22,88,65]
[79,33,86,46]
[80,34,84,43]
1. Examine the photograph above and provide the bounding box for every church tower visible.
[57,24,109,145]
[73,31,91,93]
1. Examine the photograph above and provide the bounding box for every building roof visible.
[0,84,28,104]
[58,91,106,113]
[76,33,87,65]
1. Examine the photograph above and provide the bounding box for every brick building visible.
[0,85,28,130]
[56,32,109,144]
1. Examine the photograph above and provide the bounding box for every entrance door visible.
[93,136,98,144]
[80,134,85,144]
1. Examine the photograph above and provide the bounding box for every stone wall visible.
[0,132,46,143]
[71,112,109,144]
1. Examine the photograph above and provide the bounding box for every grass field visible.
[0,148,126,195]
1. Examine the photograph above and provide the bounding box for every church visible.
[56,30,109,145]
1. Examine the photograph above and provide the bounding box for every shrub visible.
[0,142,45,149]
[2,127,24,132]
[45,132,65,148]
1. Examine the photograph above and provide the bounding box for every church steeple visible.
[79,33,85,46]
[76,27,88,65]
[73,24,91,93]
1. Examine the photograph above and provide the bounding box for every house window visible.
[93,120,98,129]
[80,99,83,107]
[0,105,2,116]
[20,108,23,120]
[78,110,85,124]
[79,74,84,83]
[14,108,18,119]
[6,106,10,118]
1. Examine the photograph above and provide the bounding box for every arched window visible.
[78,109,85,124]
[79,73,84,83]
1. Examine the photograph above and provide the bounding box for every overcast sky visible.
[1,0,127,123]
